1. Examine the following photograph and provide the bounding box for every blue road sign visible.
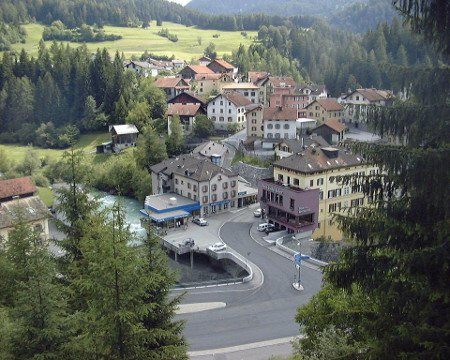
[294,253,310,265]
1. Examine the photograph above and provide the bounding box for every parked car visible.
[209,242,227,252]
[181,238,195,247]
[193,217,208,226]
[253,208,262,217]
[265,224,279,234]
[257,223,271,231]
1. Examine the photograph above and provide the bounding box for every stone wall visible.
[231,161,272,188]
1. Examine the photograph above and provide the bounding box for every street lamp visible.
[293,237,309,291]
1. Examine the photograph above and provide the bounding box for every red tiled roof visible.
[0,177,36,200]
[321,119,346,133]
[220,91,252,107]
[208,59,235,70]
[269,76,297,88]
[263,106,298,121]
[314,98,343,112]
[248,71,269,83]
[167,103,203,117]
[154,77,190,88]
[354,88,389,102]
[194,73,226,80]
[184,65,215,75]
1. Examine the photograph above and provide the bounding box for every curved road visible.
[177,209,323,352]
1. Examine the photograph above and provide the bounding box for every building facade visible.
[207,92,251,131]
[272,146,378,240]
[304,98,344,124]
[222,83,260,104]
[150,155,239,217]
[246,104,264,138]
[258,178,319,235]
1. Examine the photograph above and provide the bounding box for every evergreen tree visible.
[134,124,168,171]
[167,114,184,156]
[125,101,151,131]
[296,1,450,358]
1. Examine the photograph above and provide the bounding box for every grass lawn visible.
[37,186,55,207]
[11,22,257,59]
[0,131,110,163]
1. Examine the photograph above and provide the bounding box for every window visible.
[328,189,342,198]
[310,180,313,187]
[356,96,360,101]
[223,182,228,189]
[343,187,350,195]
[212,109,215,113]
[244,91,249,96]
[275,124,280,129]
[275,133,280,139]
[220,101,223,105]
[290,198,295,209]
[202,196,208,203]
[284,133,289,139]
[267,133,273,138]
[231,190,236,197]
[228,117,232,122]
[219,116,224,122]
[293,178,299,186]
[194,195,197,201]
[251,91,256,96]
[212,194,217,201]
[231,180,236,187]
[220,109,223,113]
[228,109,232,114]
[211,184,217,191]
[187,183,191,189]
[181,180,184,185]
[202,185,208,192]
[188,192,191,198]
[278,174,284,182]
[329,202,341,212]
[316,178,324,186]
[228,102,231,105]
[223,192,228,199]
[231,201,235,207]
[319,191,323,200]
[211,116,216,121]
[267,124,273,129]
[283,124,289,129]
[193,185,197,191]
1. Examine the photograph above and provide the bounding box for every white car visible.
[253,208,262,217]
[257,223,271,231]
[209,242,227,252]
[193,217,208,226]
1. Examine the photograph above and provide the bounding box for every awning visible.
[140,209,190,223]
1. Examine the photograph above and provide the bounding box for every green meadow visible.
[11,22,257,59]
[0,132,110,163]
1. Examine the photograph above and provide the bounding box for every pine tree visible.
[167,114,184,156]
[134,124,168,171]
[296,1,450,358]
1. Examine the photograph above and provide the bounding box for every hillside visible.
[9,22,256,59]
[187,0,396,32]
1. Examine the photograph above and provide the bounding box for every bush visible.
[32,173,50,187]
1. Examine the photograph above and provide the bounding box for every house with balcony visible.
[258,178,319,235]
[180,65,215,79]
[312,119,346,145]
[109,124,139,152]
[207,58,238,78]
[272,145,378,240]
[167,103,206,135]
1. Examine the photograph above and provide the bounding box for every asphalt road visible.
[177,211,323,352]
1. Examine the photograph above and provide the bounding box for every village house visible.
[274,135,330,159]
[340,88,394,125]
[222,83,261,104]
[263,106,301,140]
[149,155,239,217]
[168,92,206,108]
[167,103,206,135]
[312,119,347,145]
[179,65,214,79]
[269,93,310,117]
[258,177,319,236]
[263,76,298,105]
[124,60,163,77]
[193,73,233,97]
[153,77,190,100]
[304,98,344,124]
[246,104,264,138]
[271,145,378,240]
[109,124,139,152]
[0,177,49,244]
[198,56,211,66]
[192,141,230,166]
[297,84,328,102]
[207,91,252,131]
[207,58,238,78]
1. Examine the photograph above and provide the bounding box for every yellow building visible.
[194,73,233,97]
[272,146,378,240]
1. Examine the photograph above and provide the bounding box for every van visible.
[257,223,270,231]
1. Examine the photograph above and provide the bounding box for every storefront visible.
[140,193,200,229]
